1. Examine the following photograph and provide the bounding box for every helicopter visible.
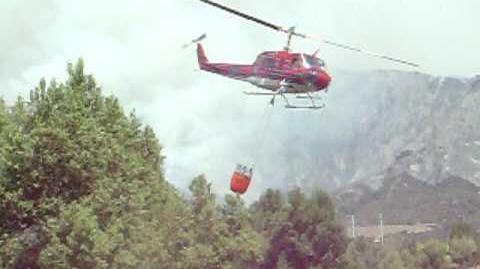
[186,0,419,109]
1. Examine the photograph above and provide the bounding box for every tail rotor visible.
[182,33,207,50]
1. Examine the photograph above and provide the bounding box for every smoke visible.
[0,0,479,200]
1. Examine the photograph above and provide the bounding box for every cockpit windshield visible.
[303,54,325,68]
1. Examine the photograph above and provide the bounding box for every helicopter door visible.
[253,55,276,75]
[263,57,276,70]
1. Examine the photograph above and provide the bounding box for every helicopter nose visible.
[315,70,331,89]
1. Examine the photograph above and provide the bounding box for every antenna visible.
[284,27,295,51]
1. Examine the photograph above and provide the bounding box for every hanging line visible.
[250,103,274,171]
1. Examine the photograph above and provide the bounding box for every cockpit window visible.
[256,55,275,67]
[303,54,325,68]
[291,57,303,68]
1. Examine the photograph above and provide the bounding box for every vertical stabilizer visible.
[197,43,209,69]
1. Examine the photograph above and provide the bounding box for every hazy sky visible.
[1,0,479,199]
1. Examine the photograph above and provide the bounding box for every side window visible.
[254,55,276,74]
[263,57,276,69]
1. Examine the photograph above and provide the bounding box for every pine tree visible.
[181,175,265,269]
[38,60,189,269]
[261,188,348,269]
[0,60,189,269]
[249,188,287,237]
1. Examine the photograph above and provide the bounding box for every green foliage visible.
[399,249,419,269]
[0,98,7,132]
[1,60,110,232]
[378,249,406,269]
[0,233,23,269]
[221,194,266,269]
[180,176,265,269]
[39,203,100,269]
[249,188,288,237]
[342,237,383,269]
[449,221,480,248]
[261,188,348,269]
[449,236,477,265]
[415,239,452,269]
[0,60,184,269]
[450,222,477,239]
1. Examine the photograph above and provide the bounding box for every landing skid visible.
[243,83,325,110]
[271,90,325,110]
[243,91,275,95]
[285,104,325,110]
[295,95,322,100]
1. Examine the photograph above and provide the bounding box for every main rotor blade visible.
[199,0,283,32]
[307,37,419,67]
[198,0,418,67]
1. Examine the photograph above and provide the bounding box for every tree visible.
[450,222,478,240]
[223,194,251,235]
[261,188,348,269]
[222,194,267,269]
[0,98,7,132]
[449,236,477,266]
[399,249,419,269]
[249,188,288,237]
[38,60,189,269]
[415,239,452,269]
[0,59,188,269]
[378,249,406,269]
[181,175,265,269]
[450,221,480,248]
[341,237,383,269]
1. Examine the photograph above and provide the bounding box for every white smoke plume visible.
[1,0,478,201]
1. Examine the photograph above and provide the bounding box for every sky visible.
[1,0,479,200]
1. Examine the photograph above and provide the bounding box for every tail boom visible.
[196,43,252,80]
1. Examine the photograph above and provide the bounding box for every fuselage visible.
[197,44,331,93]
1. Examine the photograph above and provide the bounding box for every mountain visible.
[335,166,480,227]
[346,70,479,185]
[309,70,480,228]
[285,70,480,191]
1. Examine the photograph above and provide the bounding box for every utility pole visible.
[379,213,384,246]
[351,215,356,238]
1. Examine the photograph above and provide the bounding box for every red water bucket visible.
[230,172,251,194]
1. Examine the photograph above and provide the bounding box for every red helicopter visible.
[185,0,419,109]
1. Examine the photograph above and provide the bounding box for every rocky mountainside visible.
[313,70,480,227]
[343,70,480,186]
[253,69,480,227]
[284,70,480,191]
[335,167,480,227]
